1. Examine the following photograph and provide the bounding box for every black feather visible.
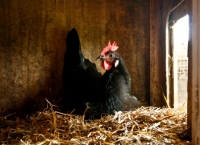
[62,28,140,119]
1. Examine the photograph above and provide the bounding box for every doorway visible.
[167,14,189,108]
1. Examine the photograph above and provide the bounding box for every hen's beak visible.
[96,55,105,61]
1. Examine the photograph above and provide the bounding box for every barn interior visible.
[0,0,199,144]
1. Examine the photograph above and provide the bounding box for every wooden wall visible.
[150,0,164,106]
[0,0,150,115]
[190,0,200,143]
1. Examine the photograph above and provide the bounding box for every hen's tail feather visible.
[62,28,102,113]
[62,28,140,119]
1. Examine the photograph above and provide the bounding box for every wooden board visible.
[191,0,200,143]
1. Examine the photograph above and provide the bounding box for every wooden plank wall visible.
[190,0,200,143]
[150,0,166,106]
[0,0,150,115]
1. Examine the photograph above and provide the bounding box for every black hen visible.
[62,28,140,119]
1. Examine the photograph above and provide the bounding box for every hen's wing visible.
[83,63,140,119]
[84,92,140,119]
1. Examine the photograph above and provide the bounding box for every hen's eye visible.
[109,54,112,57]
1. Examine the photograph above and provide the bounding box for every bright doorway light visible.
[173,14,189,108]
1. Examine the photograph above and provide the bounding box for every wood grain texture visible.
[0,0,150,114]
[191,0,200,143]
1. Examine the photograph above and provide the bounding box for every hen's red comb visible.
[101,41,118,55]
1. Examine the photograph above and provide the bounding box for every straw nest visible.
[0,100,191,145]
